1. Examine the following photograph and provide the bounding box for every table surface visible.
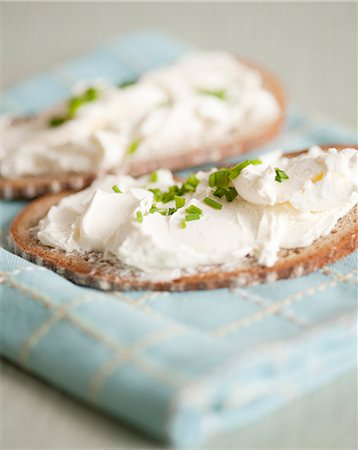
[1,2,357,449]
[1,361,357,449]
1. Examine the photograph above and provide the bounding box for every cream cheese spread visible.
[1,52,281,179]
[37,146,358,277]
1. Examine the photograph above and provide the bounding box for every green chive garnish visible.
[182,174,199,193]
[127,138,141,155]
[150,204,159,213]
[198,88,227,101]
[150,171,158,182]
[175,196,186,209]
[167,208,176,215]
[185,213,201,221]
[213,187,227,198]
[49,116,68,127]
[180,220,187,229]
[275,168,289,183]
[136,211,143,223]
[68,97,83,118]
[83,87,98,102]
[217,170,230,188]
[229,159,262,180]
[118,78,138,89]
[208,169,230,189]
[185,204,202,215]
[209,172,216,187]
[112,185,122,193]
[203,197,222,210]
[146,175,200,208]
[162,192,175,204]
[149,188,163,202]
[225,187,238,202]
[186,175,199,188]
[49,87,99,127]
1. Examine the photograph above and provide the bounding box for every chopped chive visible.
[209,172,216,187]
[215,170,230,188]
[48,86,99,127]
[135,211,143,223]
[275,168,289,183]
[146,176,199,208]
[148,188,162,202]
[49,116,68,127]
[68,96,84,118]
[83,87,98,102]
[213,187,227,198]
[186,174,199,188]
[175,195,186,209]
[169,185,180,194]
[208,169,230,189]
[150,204,171,216]
[203,197,222,210]
[112,185,122,193]
[118,78,138,89]
[150,204,159,213]
[182,182,196,193]
[180,220,187,229]
[162,192,175,204]
[185,204,202,215]
[229,159,262,180]
[182,175,199,193]
[225,187,238,202]
[185,213,201,221]
[150,171,158,182]
[198,88,227,101]
[127,138,141,155]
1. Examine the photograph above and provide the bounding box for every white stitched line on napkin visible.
[212,270,357,338]
[5,278,191,388]
[120,287,307,330]
[0,266,47,283]
[19,294,98,366]
[5,278,123,349]
[87,325,185,402]
[112,291,205,337]
[321,266,358,285]
[232,289,308,327]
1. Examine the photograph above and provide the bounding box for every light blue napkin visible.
[1,31,357,447]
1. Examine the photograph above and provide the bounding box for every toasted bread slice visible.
[9,146,358,291]
[1,59,286,200]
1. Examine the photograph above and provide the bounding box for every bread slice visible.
[9,146,358,291]
[1,59,286,200]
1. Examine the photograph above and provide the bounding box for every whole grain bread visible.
[1,59,286,200]
[8,146,358,291]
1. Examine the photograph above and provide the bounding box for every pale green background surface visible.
[1,2,357,449]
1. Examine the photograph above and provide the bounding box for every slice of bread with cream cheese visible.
[1,52,285,199]
[9,145,358,291]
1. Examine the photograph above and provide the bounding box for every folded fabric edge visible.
[166,313,356,447]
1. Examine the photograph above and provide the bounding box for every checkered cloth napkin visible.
[1,31,357,447]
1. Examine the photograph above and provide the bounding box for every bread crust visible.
[8,146,358,291]
[1,58,286,200]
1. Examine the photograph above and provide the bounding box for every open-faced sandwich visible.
[1,52,285,199]
[10,145,358,291]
